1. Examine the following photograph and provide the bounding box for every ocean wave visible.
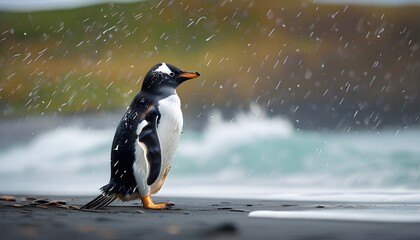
[0,109,419,195]
[0,127,113,174]
[178,105,293,163]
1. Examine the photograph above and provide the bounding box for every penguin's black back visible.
[101,93,159,196]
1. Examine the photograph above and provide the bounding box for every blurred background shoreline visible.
[1,0,419,131]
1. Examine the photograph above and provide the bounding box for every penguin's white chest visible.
[151,94,183,192]
[157,94,183,143]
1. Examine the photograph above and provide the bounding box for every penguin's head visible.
[141,63,200,93]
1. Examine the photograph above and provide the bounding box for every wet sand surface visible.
[1,195,419,240]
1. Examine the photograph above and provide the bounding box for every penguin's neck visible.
[141,86,177,100]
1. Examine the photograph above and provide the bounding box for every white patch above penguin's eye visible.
[154,63,174,76]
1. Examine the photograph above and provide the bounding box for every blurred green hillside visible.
[0,0,419,130]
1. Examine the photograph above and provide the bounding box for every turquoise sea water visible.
[175,113,420,190]
[0,111,419,198]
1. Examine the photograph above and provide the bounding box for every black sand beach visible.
[1,195,419,240]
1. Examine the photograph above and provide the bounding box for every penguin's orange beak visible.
[178,72,200,79]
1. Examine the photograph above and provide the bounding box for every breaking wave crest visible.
[0,107,419,195]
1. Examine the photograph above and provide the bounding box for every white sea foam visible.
[179,105,293,162]
[160,182,420,203]
[249,210,420,223]
[0,127,113,174]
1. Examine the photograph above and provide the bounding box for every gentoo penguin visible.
[81,63,200,210]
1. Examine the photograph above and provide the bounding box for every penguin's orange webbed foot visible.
[145,202,172,210]
[140,195,174,210]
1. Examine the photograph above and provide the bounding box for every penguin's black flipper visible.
[138,114,162,185]
[80,194,117,210]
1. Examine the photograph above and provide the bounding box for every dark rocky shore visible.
[1,195,419,240]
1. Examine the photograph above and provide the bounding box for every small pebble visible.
[47,200,67,206]
[56,204,70,209]
[53,200,67,205]
[0,196,16,202]
[206,223,237,235]
[217,207,232,210]
[166,225,180,235]
[34,199,50,204]
[229,209,250,213]
[282,204,298,207]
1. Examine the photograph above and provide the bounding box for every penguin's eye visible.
[169,72,175,77]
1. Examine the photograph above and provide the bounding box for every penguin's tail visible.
[80,194,117,210]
